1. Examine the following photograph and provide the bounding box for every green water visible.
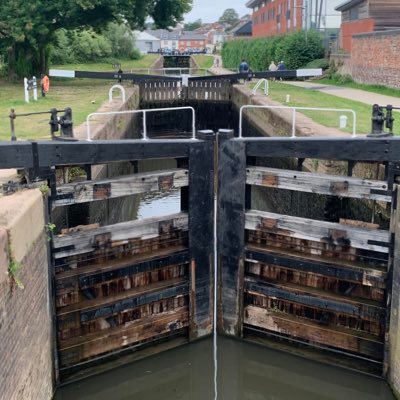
[55,337,394,400]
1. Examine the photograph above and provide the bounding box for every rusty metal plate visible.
[330,181,349,194]
[259,217,278,231]
[158,174,174,191]
[93,183,111,200]
[262,174,279,187]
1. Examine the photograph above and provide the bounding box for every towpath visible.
[281,81,400,109]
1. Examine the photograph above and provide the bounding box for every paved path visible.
[282,81,400,109]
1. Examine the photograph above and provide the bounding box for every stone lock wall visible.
[0,190,54,400]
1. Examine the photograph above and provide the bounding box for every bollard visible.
[286,94,290,103]
[339,115,348,129]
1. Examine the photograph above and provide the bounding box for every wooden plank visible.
[0,142,34,168]
[245,277,385,322]
[59,308,189,368]
[246,245,387,288]
[246,166,391,202]
[36,140,195,167]
[52,169,188,207]
[244,305,383,360]
[53,213,188,259]
[56,247,188,281]
[188,132,215,337]
[245,137,400,162]
[58,278,188,317]
[217,131,247,335]
[245,210,390,254]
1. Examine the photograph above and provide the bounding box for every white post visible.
[292,109,297,138]
[24,78,29,103]
[143,110,147,140]
[32,76,38,101]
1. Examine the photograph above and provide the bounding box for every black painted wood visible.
[246,137,400,161]
[0,142,34,168]
[245,277,385,321]
[218,130,247,335]
[245,248,387,286]
[188,130,215,338]
[35,140,194,167]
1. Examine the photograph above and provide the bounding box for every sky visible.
[184,0,250,23]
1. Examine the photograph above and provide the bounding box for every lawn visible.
[250,80,399,136]
[0,56,158,141]
[192,54,214,69]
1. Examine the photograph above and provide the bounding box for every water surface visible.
[55,337,394,400]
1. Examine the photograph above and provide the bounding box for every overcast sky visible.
[184,0,250,23]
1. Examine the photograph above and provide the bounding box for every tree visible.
[184,19,202,31]
[218,9,239,27]
[0,0,192,79]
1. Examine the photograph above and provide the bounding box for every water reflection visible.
[137,189,181,220]
[55,337,394,400]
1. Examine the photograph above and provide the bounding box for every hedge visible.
[222,30,325,71]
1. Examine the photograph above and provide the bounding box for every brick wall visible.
[0,190,54,400]
[351,30,400,89]
[339,19,375,52]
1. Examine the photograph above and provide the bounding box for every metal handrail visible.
[252,79,269,96]
[86,106,196,141]
[239,105,357,139]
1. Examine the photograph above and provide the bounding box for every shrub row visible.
[222,30,325,71]
[50,23,141,65]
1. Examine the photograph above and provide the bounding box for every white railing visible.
[252,79,269,96]
[86,106,196,141]
[239,105,357,139]
[108,85,126,103]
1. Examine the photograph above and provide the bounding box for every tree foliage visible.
[218,9,239,26]
[221,31,325,71]
[0,0,192,78]
[184,19,202,31]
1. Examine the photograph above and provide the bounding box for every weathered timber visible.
[246,261,385,304]
[188,131,215,338]
[217,130,246,335]
[52,169,188,207]
[246,166,392,202]
[56,248,189,283]
[56,263,187,308]
[58,295,188,341]
[246,246,387,289]
[246,291,383,337]
[52,213,188,259]
[245,137,400,162]
[245,278,385,322]
[244,305,383,361]
[59,308,189,368]
[245,210,390,254]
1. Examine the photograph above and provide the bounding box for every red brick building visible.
[336,0,400,52]
[246,0,304,38]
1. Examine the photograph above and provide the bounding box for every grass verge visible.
[192,54,214,69]
[0,56,158,141]
[317,78,400,99]
[251,80,399,135]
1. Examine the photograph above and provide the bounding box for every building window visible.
[350,6,359,20]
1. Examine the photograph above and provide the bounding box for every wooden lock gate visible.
[1,133,400,381]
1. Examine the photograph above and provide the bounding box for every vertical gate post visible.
[188,130,215,339]
[217,130,246,336]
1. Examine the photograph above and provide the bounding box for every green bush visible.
[222,31,325,71]
[50,23,141,65]
[303,58,329,70]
